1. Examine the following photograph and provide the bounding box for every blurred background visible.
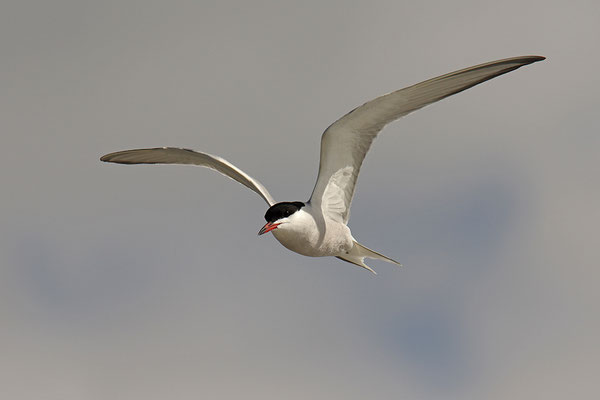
[1,1,598,399]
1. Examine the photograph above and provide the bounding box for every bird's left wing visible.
[309,55,545,223]
[101,147,276,206]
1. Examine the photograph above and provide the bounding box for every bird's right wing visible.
[101,147,276,206]
[309,55,545,223]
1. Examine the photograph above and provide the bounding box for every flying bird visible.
[101,55,545,273]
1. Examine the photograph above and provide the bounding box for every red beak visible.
[258,221,280,235]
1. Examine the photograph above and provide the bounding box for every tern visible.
[101,55,544,273]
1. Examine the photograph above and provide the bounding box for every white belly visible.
[271,208,353,257]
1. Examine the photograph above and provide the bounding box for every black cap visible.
[264,202,305,222]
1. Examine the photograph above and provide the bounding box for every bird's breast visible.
[271,208,353,257]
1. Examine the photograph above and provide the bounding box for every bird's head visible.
[258,201,305,235]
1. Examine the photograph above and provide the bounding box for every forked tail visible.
[336,240,402,274]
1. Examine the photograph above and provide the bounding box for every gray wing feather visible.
[309,55,545,223]
[101,147,276,206]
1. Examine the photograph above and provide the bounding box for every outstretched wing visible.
[101,147,276,206]
[309,55,545,223]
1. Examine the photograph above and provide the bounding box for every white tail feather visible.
[336,241,401,274]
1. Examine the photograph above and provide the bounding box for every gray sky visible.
[1,1,598,399]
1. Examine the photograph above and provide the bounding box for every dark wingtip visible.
[528,55,546,62]
[100,152,120,163]
[100,151,126,163]
[499,55,545,67]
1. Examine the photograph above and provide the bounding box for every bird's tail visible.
[336,240,402,274]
